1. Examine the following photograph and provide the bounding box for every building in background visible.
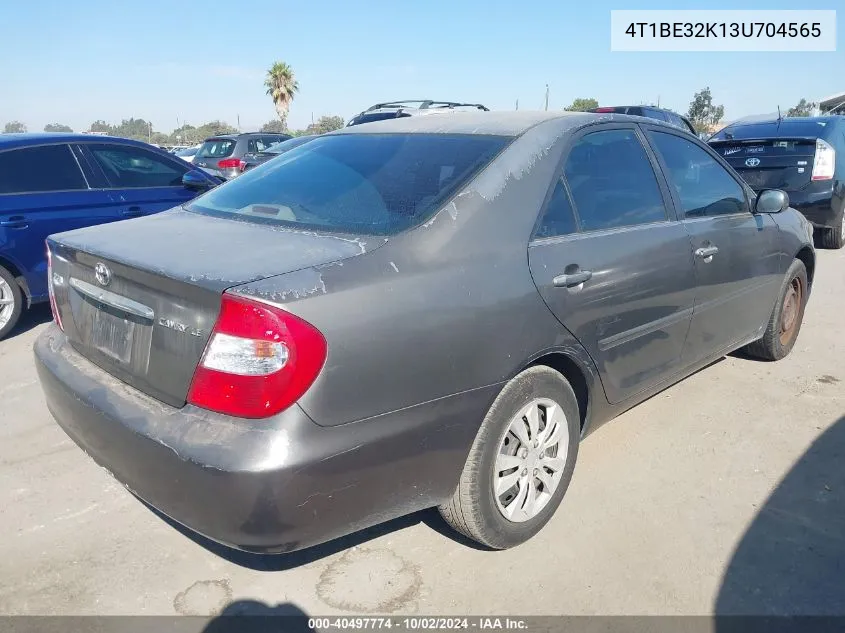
[818,92,845,114]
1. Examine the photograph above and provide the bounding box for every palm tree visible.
[264,62,299,130]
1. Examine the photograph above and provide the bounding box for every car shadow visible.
[201,600,314,633]
[142,502,488,571]
[5,304,51,339]
[715,416,845,616]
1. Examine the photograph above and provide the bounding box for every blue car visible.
[0,134,218,339]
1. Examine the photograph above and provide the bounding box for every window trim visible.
[0,142,91,196]
[530,122,678,243]
[641,123,754,221]
[76,141,191,191]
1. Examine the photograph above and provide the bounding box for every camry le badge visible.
[94,262,111,287]
[745,158,761,167]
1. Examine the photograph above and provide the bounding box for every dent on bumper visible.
[34,326,493,553]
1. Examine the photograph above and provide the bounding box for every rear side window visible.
[563,129,667,231]
[536,179,577,238]
[187,133,509,235]
[650,131,748,218]
[88,144,188,188]
[0,144,87,194]
[196,139,236,158]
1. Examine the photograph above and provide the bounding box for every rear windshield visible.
[196,139,236,158]
[266,136,316,154]
[711,120,832,141]
[186,133,509,235]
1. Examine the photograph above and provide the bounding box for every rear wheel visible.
[744,259,808,361]
[0,265,23,341]
[438,366,580,549]
[819,213,845,249]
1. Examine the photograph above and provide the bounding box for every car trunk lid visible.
[710,135,820,192]
[47,208,376,408]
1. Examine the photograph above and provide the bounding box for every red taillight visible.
[46,244,63,331]
[187,294,327,419]
[217,158,245,170]
[594,107,615,113]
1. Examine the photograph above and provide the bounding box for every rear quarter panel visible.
[234,120,604,427]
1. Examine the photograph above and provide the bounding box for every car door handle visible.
[553,270,593,288]
[120,207,143,217]
[0,216,28,229]
[695,246,719,259]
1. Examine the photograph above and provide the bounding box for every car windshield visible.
[266,136,315,154]
[196,139,236,158]
[711,119,832,141]
[176,147,197,157]
[186,133,509,236]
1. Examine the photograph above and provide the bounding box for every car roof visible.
[205,132,290,140]
[334,110,665,137]
[0,133,165,151]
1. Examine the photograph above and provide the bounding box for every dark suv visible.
[590,106,697,136]
[194,132,292,180]
[709,117,844,248]
[347,100,489,127]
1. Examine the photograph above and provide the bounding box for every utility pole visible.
[237,114,241,132]
[544,85,549,111]
[515,98,519,111]
[148,121,151,144]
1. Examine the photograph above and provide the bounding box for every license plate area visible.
[91,305,135,363]
[68,277,154,375]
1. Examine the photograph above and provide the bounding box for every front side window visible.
[186,133,509,235]
[88,144,188,188]
[563,129,667,231]
[649,131,748,218]
[0,145,87,194]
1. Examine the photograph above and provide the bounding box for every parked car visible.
[0,133,219,339]
[347,100,489,127]
[174,145,201,164]
[241,135,318,172]
[708,116,844,248]
[36,112,814,554]
[193,133,292,180]
[590,106,697,136]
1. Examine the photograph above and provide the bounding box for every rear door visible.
[0,143,116,301]
[78,142,196,218]
[646,126,782,363]
[528,125,697,404]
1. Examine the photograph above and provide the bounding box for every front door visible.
[645,127,783,364]
[528,126,697,404]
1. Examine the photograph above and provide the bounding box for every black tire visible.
[818,213,844,249]
[744,259,808,361]
[0,265,24,341]
[438,365,580,549]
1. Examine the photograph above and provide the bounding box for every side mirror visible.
[755,189,789,214]
[182,170,213,192]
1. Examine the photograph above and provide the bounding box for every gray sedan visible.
[35,111,815,553]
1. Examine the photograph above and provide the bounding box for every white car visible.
[173,145,200,164]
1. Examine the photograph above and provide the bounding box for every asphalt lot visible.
[1,248,843,617]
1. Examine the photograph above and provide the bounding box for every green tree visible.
[260,119,288,133]
[171,123,198,145]
[194,121,238,139]
[786,98,816,117]
[89,120,112,134]
[264,61,299,129]
[687,87,724,135]
[3,121,27,133]
[564,97,599,112]
[44,123,73,133]
[305,115,344,135]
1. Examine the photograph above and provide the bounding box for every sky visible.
[1,0,842,134]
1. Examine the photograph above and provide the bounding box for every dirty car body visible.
[35,112,814,553]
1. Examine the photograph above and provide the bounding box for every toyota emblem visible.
[745,157,761,167]
[94,262,112,287]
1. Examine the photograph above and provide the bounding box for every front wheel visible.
[438,366,580,549]
[0,265,23,341]
[744,259,808,361]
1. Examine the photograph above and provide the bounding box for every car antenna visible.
[777,105,782,131]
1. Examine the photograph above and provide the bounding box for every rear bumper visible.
[786,190,840,229]
[35,326,492,553]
